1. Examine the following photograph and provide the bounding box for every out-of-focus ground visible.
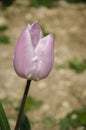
[0,0,86,129]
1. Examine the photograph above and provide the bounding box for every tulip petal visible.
[30,22,43,48]
[35,34,54,80]
[13,22,54,81]
[13,26,35,79]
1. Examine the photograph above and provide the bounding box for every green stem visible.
[14,80,31,130]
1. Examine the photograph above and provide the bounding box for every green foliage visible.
[29,0,54,8]
[68,58,86,73]
[20,114,31,130]
[0,0,15,6]
[41,25,50,36]
[0,34,10,44]
[55,58,86,74]
[41,25,55,36]
[0,101,11,130]
[29,0,86,8]
[0,24,10,44]
[66,0,86,3]
[25,96,43,111]
[0,25,8,31]
[42,116,58,128]
[60,109,86,130]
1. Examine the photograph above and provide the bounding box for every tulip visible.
[13,22,54,80]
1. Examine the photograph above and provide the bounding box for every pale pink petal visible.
[30,22,43,48]
[13,22,54,81]
[35,34,54,80]
[13,26,35,79]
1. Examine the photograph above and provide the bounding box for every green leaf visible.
[0,34,10,44]
[30,0,53,8]
[0,25,8,31]
[60,118,70,130]
[0,101,11,130]
[60,109,86,130]
[67,109,86,127]
[68,58,86,73]
[25,96,43,111]
[20,114,31,130]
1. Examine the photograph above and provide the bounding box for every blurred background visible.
[0,0,86,130]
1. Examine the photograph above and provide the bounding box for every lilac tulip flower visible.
[13,22,54,81]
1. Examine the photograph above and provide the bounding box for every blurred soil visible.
[0,0,86,130]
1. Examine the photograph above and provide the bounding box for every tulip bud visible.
[13,22,54,80]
